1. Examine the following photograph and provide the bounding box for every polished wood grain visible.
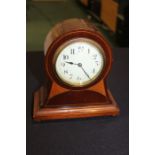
[44,18,101,55]
[33,86,120,121]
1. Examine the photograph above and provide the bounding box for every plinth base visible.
[33,87,120,121]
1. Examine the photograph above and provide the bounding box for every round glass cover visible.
[55,38,105,87]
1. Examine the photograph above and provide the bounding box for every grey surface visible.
[26,48,129,155]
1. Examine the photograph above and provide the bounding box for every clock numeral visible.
[93,54,97,59]
[78,46,84,51]
[64,70,68,74]
[95,61,99,66]
[63,55,69,60]
[92,68,95,74]
[61,62,65,67]
[69,74,73,79]
[88,49,90,54]
[70,49,75,54]
[77,76,81,81]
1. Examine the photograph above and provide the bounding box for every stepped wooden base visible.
[33,86,120,121]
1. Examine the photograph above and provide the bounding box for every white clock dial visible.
[55,38,105,87]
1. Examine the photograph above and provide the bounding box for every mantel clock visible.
[33,18,120,121]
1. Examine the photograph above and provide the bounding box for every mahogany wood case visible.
[33,18,120,121]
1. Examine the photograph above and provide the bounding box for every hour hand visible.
[65,61,77,65]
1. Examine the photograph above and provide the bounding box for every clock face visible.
[54,38,105,87]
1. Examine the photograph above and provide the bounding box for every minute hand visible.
[77,63,91,80]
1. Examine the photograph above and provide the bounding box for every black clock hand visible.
[77,63,91,80]
[81,66,91,80]
[65,61,78,65]
[65,61,74,65]
[65,62,91,80]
